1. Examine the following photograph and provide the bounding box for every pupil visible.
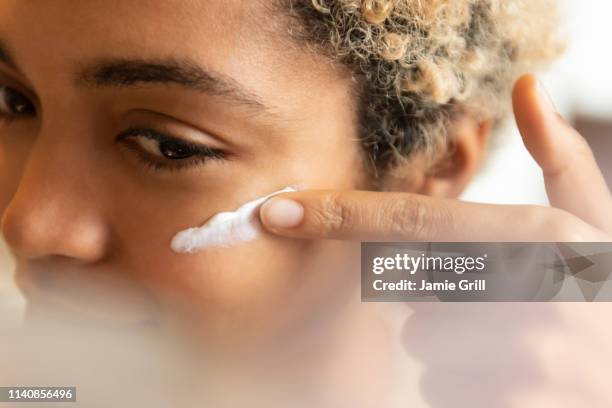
[159,141,194,160]
[5,88,35,115]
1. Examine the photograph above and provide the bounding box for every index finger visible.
[258,190,604,242]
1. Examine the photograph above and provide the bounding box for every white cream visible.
[171,187,296,253]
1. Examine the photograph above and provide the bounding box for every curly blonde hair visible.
[282,0,564,175]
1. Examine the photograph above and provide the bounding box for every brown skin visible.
[0,2,489,405]
[0,0,372,350]
[0,0,550,405]
[3,1,611,406]
[0,0,484,345]
[0,1,482,343]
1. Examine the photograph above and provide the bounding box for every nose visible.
[1,142,109,263]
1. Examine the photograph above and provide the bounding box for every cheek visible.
[120,225,360,346]
[286,127,366,190]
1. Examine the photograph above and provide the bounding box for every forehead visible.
[0,0,262,45]
[0,0,265,58]
[0,0,281,85]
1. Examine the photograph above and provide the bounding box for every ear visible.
[383,116,492,198]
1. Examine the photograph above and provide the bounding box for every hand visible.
[259,75,612,242]
[258,75,612,406]
[400,302,612,407]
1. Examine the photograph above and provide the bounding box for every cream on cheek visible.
[170,187,296,253]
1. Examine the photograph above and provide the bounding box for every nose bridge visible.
[1,126,109,262]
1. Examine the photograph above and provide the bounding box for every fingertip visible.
[513,74,559,127]
[260,197,305,230]
[512,74,541,129]
[513,75,588,177]
[512,74,538,109]
[513,74,562,157]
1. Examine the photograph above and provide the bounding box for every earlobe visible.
[382,116,492,198]
[422,117,492,198]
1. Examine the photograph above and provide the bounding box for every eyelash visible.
[1,83,226,173]
[116,127,228,172]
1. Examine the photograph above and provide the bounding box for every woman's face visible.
[0,1,364,349]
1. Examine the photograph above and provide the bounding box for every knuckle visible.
[312,193,351,236]
[575,143,597,167]
[570,129,595,157]
[387,196,434,240]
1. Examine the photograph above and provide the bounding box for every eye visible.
[117,127,226,171]
[131,132,198,160]
[0,85,36,119]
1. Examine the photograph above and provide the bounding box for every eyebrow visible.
[0,38,276,118]
[75,58,271,112]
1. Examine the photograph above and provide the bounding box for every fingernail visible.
[536,80,558,114]
[260,198,304,228]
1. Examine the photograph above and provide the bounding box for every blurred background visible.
[463,0,612,204]
[1,0,612,327]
